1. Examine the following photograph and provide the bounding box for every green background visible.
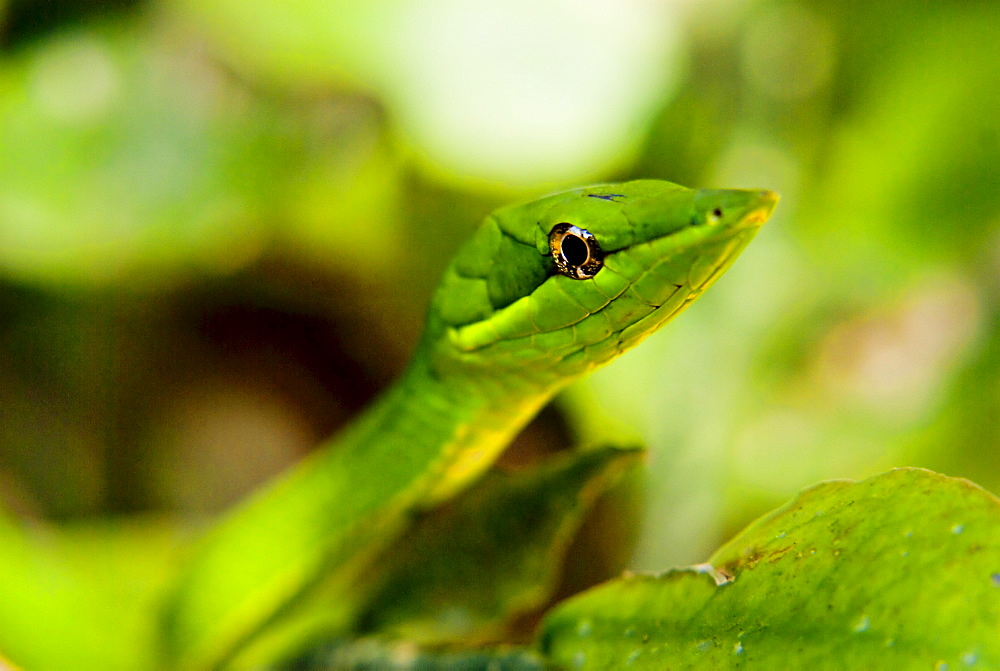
[0,0,997,631]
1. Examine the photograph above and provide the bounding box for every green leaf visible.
[539,468,1000,669]
[355,446,644,645]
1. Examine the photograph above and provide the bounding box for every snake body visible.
[164,179,778,667]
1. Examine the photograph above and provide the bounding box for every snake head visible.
[429,180,778,385]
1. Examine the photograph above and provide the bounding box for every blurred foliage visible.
[0,0,998,666]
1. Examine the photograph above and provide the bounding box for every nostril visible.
[712,208,723,218]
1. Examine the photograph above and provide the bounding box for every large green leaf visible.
[539,468,1000,669]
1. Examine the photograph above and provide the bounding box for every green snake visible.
[163,179,778,668]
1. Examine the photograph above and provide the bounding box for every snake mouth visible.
[568,226,758,364]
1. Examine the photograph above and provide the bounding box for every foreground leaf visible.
[540,468,1000,669]
[355,446,644,644]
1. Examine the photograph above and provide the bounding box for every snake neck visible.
[331,320,561,507]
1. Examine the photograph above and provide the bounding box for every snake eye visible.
[549,223,604,280]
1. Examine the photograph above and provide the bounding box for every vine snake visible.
[163,179,778,668]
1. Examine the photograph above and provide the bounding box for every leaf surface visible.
[540,468,1000,669]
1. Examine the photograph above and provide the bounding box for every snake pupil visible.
[549,223,604,280]
[561,234,589,267]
